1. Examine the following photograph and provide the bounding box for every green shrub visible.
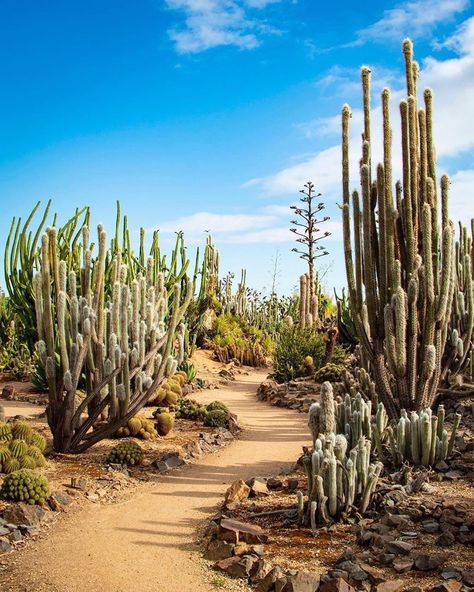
[0,469,50,505]
[271,326,346,383]
[314,363,346,383]
[203,409,229,428]
[209,314,273,367]
[105,440,144,466]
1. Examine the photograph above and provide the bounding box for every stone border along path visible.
[0,369,310,592]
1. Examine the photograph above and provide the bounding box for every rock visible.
[393,557,413,573]
[204,539,235,560]
[429,582,462,592]
[214,556,242,575]
[48,491,73,512]
[414,554,446,571]
[422,520,440,533]
[281,571,320,592]
[162,452,186,469]
[1,386,15,400]
[224,480,250,507]
[0,527,9,536]
[319,578,356,592]
[462,570,474,587]
[219,518,268,544]
[250,559,273,584]
[0,538,13,553]
[287,478,299,491]
[377,554,395,566]
[2,503,45,526]
[226,555,258,579]
[267,478,283,490]
[384,540,413,555]
[437,531,456,547]
[435,460,449,472]
[7,529,23,543]
[234,542,264,557]
[17,525,40,536]
[256,566,286,592]
[248,478,269,497]
[444,470,463,480]
[440,569,462,581]
[376,582,404,592]
[383,514,411,528]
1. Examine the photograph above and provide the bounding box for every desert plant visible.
[334,288,358,349]
[314,363,346,383]
[155,411,175,436]
[387,405,461,466]
[0,421,47,474]
[35,223,192,453]
[301,434,382,527]
[342,39,455,417]
[0,469,50,505]
[115,416,158,440]
[105,440,144,466]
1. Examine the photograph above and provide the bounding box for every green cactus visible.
[302,433,382,525]
[314,363,346,383]
[388,405,462,466]
[0,422,48,474]
[105,440,144,466]
[0,469,50,505]
[203,409,229,428]
[155,412,175,436]
[0,422,12,441]
[341,39,456,416]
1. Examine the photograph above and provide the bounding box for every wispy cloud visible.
[353,0,469,45]
[164,0,283,54]
[246,16,474,228]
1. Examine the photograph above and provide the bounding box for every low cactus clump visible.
[174,399,230,428]
[174,398,208,421]
[154,412,175,436]
[105,440,144,466]
[387,406,462,467]
[203,409,229,428]
[301,434,382,528]
[314,363,346,383]
[0,469,50,505]
[147,371,187,406]
[115,416,158,440]
[0,421,47,474]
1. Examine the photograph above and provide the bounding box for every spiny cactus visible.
[115,416,158,440]
[301,434,382,527]
[387,405,462,466]
[0,422,47,474]
[155,411,175,436]
[105,440,144,466]
[0,469,50,505]
[314,363,346,384]
[308,381,336,444]
[342,39,456,416]
[34,223,193,453]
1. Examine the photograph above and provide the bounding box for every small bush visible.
[271,326,346,383]
[203,409,229,428]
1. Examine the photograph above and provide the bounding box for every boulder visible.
[280,571,319,592]
[224,480,250,507]
[1,503,45,527]
[204,539,235,561]
[219,518,268,544]
[414,554,446,571]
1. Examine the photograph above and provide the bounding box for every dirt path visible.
[0,370,309,592]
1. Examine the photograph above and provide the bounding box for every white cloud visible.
[159,211,274,233]
[449,169,474,225]
[249,15,474,219]
[354,0,469,44]
[165,0,282,53]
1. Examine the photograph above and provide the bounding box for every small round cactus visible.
[155,412,175,436]
[0,423,48,474]
[0,469,50,505]
[206,401,229,414]
[0,422,12,441]
[105,440,144,466]
[116,416,158,440]
[314,363,345,383]
[203,409,229,428]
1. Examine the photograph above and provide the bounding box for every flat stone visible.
[163,453,186,469]
[376,581,405,592]
[383,514,411,528]
[256,566,286,592]
[414,554,446,571]
[48,491,73,511]
[384,540,413,555]
[267,478,283,490]
[204,539,235,560]
[234,542,264,557]
[437,531,456,547]
[319,578,356,592]
[441,569,462,581]
[281,571,320,592]
[249,478,269,497]
[214,556,242,575]
[377,554,395,566]
[393,557,414,573]
[2,504,45,527]
[250,559,273,584]
[0,538,13,553]
[7,529,23,543]
[219,518,268,544]
[226,554,259,579]
[0,527,9,536]
[462,570,474,586]
[422,521,440,533]
[224,480,250,507]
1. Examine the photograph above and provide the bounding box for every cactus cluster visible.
[387,405,462,466]
[342,39,458,416]
[105,440,144,466]
[174,398,230,428]
[301,434,382,527]
[314,363,346,384]
[0,469,50,505]
[115,416,158,440]
[299,273,320,330]
[34,221,192,453]
[147,370,187,406]
[0,421,47,474]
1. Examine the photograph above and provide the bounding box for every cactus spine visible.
[342,39,455,417]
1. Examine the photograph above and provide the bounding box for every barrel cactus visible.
[314,363,346,383]
[155,412,175,436]
[115,416,158,440]
[203,409,229,428]
[0,422,47,474]
[0,469,50,505]
[105,440,144,466]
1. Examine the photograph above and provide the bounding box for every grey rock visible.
[280,571,319,592]
[256,566,286,592]
[384,539,413,555]
[7,529,23,543]
[414,553,446,571]
[0,537,13,553]
[48,491,73,511]
[2,503,45,527]
[437,531,456,547]
[204,539,235,561]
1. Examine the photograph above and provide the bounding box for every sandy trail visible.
[0,370,309,592]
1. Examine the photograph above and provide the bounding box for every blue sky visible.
[0,0,473,296]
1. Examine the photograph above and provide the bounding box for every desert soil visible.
[0,357,310,592]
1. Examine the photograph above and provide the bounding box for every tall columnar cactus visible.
[301,434,382,527]
[299,273,321,329]
[34,225,192,453]
[441,220,474,383]
[387,405,462,466]
[342,39,455,417]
